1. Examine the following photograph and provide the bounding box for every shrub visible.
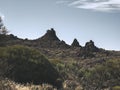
[80,59,120,90]
[0,45,61,87]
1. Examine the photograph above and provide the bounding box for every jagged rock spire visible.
[71,38,80,47]
[36,28,70,48]
[40,28,60,41]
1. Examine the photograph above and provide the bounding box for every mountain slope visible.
[0,28,120,90]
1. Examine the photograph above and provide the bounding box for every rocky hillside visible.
[0,28,120,60]
[0,28,120,90]
[33,28,69,48]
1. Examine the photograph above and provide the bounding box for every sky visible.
[0,0,120,50]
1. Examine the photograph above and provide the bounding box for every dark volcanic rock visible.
[0,34,21,46]
[75,40,99,58]
[84,40,99,52]
[71,38,81,47]
[35,28,70,48]
[40,28,60,41]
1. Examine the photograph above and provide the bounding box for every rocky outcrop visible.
[75,40,99,58]
[40,28,60,41]
[71,38,81,47]
[84,40,99,52]
[0,28,100,53]
[0,34,21,46]
[35,28,70,48]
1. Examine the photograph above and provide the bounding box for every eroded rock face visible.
[0,29,101,58]
[40,28,60,41]
[71,39,81,47]
[85,40,99,52]
[35,28,70,48]
[85,40,94,47]
[74,40,100,58]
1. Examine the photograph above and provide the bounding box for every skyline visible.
[0,0,120,50]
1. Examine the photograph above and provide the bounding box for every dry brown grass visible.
[0,79,57,90]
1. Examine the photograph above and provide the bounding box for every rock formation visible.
[71,38,81,47]
[84,40,99,52]
[35,28,69,48]
[40,28,60,41]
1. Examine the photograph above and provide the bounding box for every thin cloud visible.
[57,0,120,12]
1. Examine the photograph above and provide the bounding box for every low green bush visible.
[0,45,61,87]
[80,59,120,90]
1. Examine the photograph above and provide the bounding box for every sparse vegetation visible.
[0,29,120,90]
[79,59,120,90]
[0,79,57,90]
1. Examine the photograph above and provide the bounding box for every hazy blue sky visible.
[0,0,120,50]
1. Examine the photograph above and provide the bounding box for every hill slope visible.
[0,45,61,87]
[0,28,120,90]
